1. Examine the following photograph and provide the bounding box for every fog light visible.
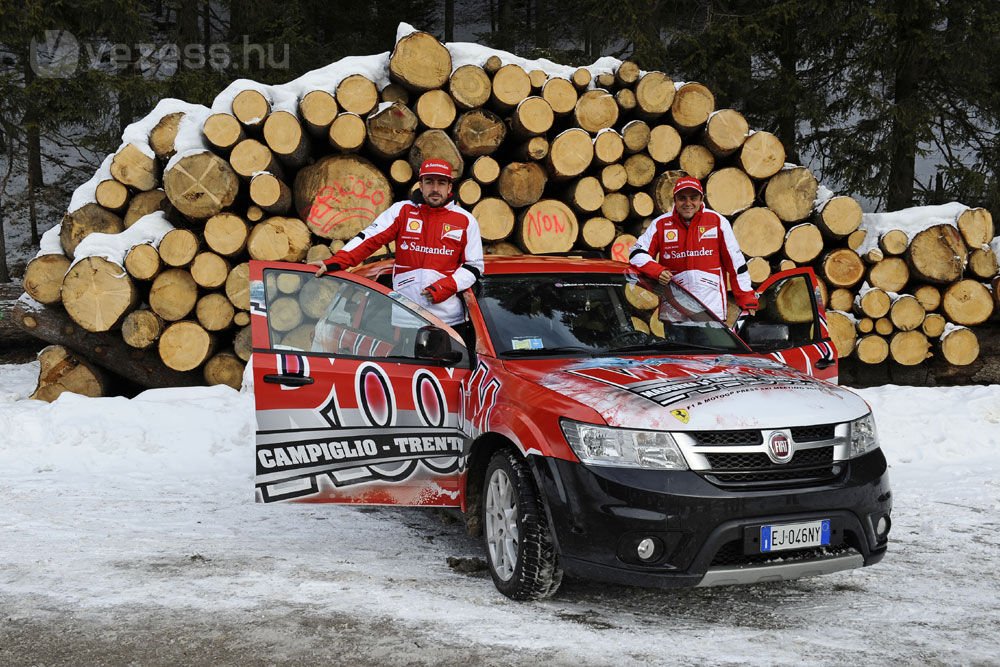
[637,538,656,561]
[876,515,890,538]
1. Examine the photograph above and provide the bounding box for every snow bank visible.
[856,202,970,255]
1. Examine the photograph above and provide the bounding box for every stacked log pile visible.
[812,204,999,370]
[14,26,1000,397]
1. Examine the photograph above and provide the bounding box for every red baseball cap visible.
[673,175,703,196]
[419,159,454,180]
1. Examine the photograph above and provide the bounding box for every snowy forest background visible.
[2,0,999,283]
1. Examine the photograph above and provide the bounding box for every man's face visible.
[419,175,452,207]
[674,188,703,221]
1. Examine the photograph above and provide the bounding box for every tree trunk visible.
[263,111,311,167]
[941,280,994,326]
[122,309,165,350]
[124,244,162,281]
[231,89,270,130]
[671,82,715,133]
[546,128,594,180]
[471,197,515,241]
[150,268,199,321]
[956,207,993,248]
[328,113,367,152]
[416,90,458,130]
[704,167,754,217]
[247,217,312,261]
[740,131,785,180]
[868,257,910,293]
[517,200,578,253]
[940,327,979,366]
[703,109,749,157]
[12,298,201,387]
[61,257,139,332]
[159,320,216,371]
[826,310,856,359]
[765,166,819,224]
[814,196,863,239]
[889,330,931,366]
[498,162,547,208]
[159,228,200,268]
[366,102,419,159]
[23,255,71,304]
[820,248,865,288]
[30,345,107,401]
[389,31,452,92]
[294,155,392,240]
[60,204,125,259]
[163,151,240,219]
[450,65,491,110]
[905,224,967,284]
[855,335,889,364]
[203,350,245,390]
[453,109,506,157]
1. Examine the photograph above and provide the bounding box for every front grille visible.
[703,447,840,487]
[705,446,834,471]
[790,424,837,442]
[690,430,762,447]
[710,539,858,567]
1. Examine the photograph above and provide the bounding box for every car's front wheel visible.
[483,449,563,600]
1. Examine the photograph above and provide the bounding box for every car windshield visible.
[476,271,749,357]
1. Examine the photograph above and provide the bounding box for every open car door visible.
[738,267,838,382]
[249,260,471,505]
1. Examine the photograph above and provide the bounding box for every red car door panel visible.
[250,261,470,506]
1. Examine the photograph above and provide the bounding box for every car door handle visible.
[263,373,314,386]
[815,358,835,369]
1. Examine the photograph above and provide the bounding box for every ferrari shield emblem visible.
[671,409,690,424]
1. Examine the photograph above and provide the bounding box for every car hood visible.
[504,354,867,431]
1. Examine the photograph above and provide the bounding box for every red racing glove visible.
[735,292,759,313]
[424,276,458,304]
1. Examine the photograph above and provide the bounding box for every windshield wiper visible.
[603,340,735,354]
[502,345,595,357]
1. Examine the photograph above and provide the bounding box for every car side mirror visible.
[742,321,790,350]
[414,326,464,363]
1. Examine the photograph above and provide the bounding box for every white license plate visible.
[760,519,831,552]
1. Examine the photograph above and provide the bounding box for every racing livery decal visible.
[255,358,467,505]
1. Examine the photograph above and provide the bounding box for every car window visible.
[753,273,820,349]
[262,268,436,360]
[476,272,747,357]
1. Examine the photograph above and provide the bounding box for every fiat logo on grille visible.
[767,432,793,464]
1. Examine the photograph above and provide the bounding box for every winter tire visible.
[482,448,563,600]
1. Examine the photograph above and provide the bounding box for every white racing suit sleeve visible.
[718,214,754,297]
[451,213,485,290]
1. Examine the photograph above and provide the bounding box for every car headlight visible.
[848,413,879,458]
[560,420,688,470]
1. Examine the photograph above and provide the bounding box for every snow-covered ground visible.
[1,362,998,665]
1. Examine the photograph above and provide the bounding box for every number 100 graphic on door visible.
[255,354,466,505]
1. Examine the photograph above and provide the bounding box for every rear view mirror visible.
[742,321,790,350]
[414,326,464,363]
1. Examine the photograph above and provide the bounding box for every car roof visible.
[354,254,630,279]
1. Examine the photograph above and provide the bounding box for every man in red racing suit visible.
[311,159,484,327]
[629,175,757,321]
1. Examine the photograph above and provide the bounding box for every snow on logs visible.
[17,27,1000,394]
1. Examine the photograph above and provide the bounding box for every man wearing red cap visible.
[310,158,484,327]
[629,175,757,320]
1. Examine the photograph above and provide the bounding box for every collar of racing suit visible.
[668,205,704,229]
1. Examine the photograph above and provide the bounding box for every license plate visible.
[760,519,831,552]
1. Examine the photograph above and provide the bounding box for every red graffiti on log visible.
[306,176,387,234]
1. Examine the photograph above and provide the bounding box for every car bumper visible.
[529,449,891,588]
